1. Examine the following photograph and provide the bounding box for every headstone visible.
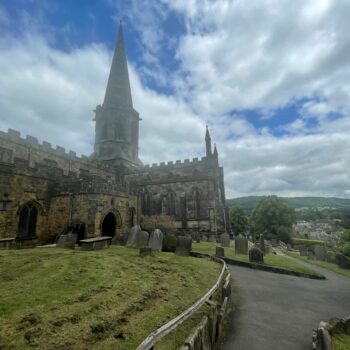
[216,246,224,257]
[202,234,208,242]
[314,245,326,261]
[235,235,248,255]
[208,235,216,243]
[139,247,152,257]
[148,229,163,252]
[265,243,271,255]
[134,231,149,248]
[111,232,129,246]
[126,225,141,247]
[249,247,264,264]
[307,251,315,260]
[57,233,77,249]
[220,233,230,247]
[175,236,192,256]
[259,234,266,255]
[194,231,201,243]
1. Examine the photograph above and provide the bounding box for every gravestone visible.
[202,234,208,242]
[134,231,149,248]
[175,236,192,256]
[265,243,271,255]
[235,235,248,255]
[126,225,141,247]
[314,245,326,261]
[139,247,152,257]
[259,234,266,255]
[208,235,216,243]
[216,246,224,257]
[307,251,315,260]
[148,229,163,252]
[111,232,129,246]
[57,233,77,249]
[249,247,264,264]
[220,233,230,247]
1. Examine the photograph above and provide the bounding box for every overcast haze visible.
[0,0,350,198]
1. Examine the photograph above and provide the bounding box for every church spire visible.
[103,21,133,109]
[213,143,218,157]
[205,125,212,157]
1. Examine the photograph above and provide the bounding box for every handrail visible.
[136,256,227,350]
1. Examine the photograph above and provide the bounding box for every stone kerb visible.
[235,235,248,255]
[220,233,230,247]
[175,236,193,256]
[148,229,163,252]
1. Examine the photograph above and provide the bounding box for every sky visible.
[0,0,350,199]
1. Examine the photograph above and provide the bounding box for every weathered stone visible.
[220,233,230,247]
[249,247,264,264]
[175,236,192,256]
[216,246,224,257]
[300,249,308,256]
[111,232,129,246]
[201,234,208,242]
[314,245,327,261]
[307,251,315,260]
[126,225,141,247]
[148,229,163,251]
[139,247,152,257]
[57,233,77,249]
[235,235,248,255]
[134,230,149,248]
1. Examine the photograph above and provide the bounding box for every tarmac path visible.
[221,257,350,350]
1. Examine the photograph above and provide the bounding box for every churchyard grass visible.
[192,242,320,275]
[0,246,220,350]
[286,251,350,278]
[332,333,350,350]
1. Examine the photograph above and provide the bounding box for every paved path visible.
[221,258,350,350]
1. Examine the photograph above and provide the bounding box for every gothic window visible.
[191,187,201,219]
[167,192,176,216]
[0,147,13,163]
[17,203,39,240]
[142,191,151,216]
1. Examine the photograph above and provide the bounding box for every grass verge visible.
[286,251,350,278]
[332,332,350,350]
[192,242,319,275]
[0,246,220,350]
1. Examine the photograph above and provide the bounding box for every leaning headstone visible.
[220,233,230,247]
[57,233,77,249]
[314,245,326,261]
[139,247,152,257]
[134,231,149,248]
[249,247,264,264]
[175,236,192,256]
[235,235,248,255]
[208,235,216,243]
[148,229,163,252]
[307,251,315,260]
[216,246,224,257]
[126,225,141,247]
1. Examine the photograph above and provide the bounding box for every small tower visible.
[205,125,212,157]
[213,143,218,158]
[93,22,142,171]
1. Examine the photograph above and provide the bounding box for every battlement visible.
[143,156,207,170]
[0,128,97,165]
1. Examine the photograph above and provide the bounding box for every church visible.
[0,24,228,244]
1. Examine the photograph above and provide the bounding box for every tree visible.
[250,195,295,243]
[230,204,249,235]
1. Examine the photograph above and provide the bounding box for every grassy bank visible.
[332,333,350,350]
[192,242,320,275]
[286,251,350,278]
[0,246,221,350]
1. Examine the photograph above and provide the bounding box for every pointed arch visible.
[17,201,43,240]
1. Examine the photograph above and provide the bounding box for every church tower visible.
[93,22,142,171]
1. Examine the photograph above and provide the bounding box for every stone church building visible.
[0,24,228,244]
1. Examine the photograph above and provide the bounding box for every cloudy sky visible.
[0,0,350,198]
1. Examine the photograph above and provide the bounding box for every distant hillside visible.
[226,196,350,214]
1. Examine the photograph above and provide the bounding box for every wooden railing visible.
[136,256,227,350]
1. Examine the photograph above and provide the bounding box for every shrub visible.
[140,215,176,234]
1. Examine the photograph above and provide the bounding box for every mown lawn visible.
[0,246,221,350]
[192,242,320,275]
[286,251,350,278]
[332,332,350,350]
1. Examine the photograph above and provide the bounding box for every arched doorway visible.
[101,212,116,237]
[17,203,39,240]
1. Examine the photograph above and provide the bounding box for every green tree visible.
[250,195,296,243]
[230,204,249,235]
[337,229,350,258]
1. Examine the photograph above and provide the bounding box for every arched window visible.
[142,191,151,216]
[167,192,176,216]
[17,203,39,240]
